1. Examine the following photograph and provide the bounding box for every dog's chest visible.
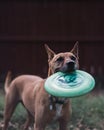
[53,104,63,120]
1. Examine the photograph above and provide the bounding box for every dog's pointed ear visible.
[45,44,56,62]
[70,41,79,59]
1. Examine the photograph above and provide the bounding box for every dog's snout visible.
[66,61,75,66]
[66,61,75,72]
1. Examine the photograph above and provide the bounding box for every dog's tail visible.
[4,71,12,94]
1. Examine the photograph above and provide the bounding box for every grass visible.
[69,94,104,130]
[0,90,104,130]
[0,90,5,119]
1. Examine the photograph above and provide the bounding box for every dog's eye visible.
[56,57,64,62]
[71,56,76,61]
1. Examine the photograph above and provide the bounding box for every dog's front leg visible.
[34,103,47,130]
[34,126,45,130]
[59,118,69,130]
[34,118,46,130]
[23,111,33,130]
[59,102,71,130]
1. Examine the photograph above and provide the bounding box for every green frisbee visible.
[44,70,95,98]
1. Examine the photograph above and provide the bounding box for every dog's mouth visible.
[55,61,76,73]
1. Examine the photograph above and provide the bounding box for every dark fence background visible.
[0,1,104,88]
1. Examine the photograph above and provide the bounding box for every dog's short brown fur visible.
[2,42,79,130]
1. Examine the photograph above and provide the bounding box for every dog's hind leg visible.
[2,99,18,130]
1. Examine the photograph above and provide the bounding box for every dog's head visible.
[45,42,79,76]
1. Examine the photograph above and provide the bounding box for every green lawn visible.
[0,90,104,130]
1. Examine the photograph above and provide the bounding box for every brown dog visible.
[2,42,79,130]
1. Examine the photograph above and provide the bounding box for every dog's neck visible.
[49,95,68,110]
[48,70,69,110]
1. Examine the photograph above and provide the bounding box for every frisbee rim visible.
[44,70,95,98]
